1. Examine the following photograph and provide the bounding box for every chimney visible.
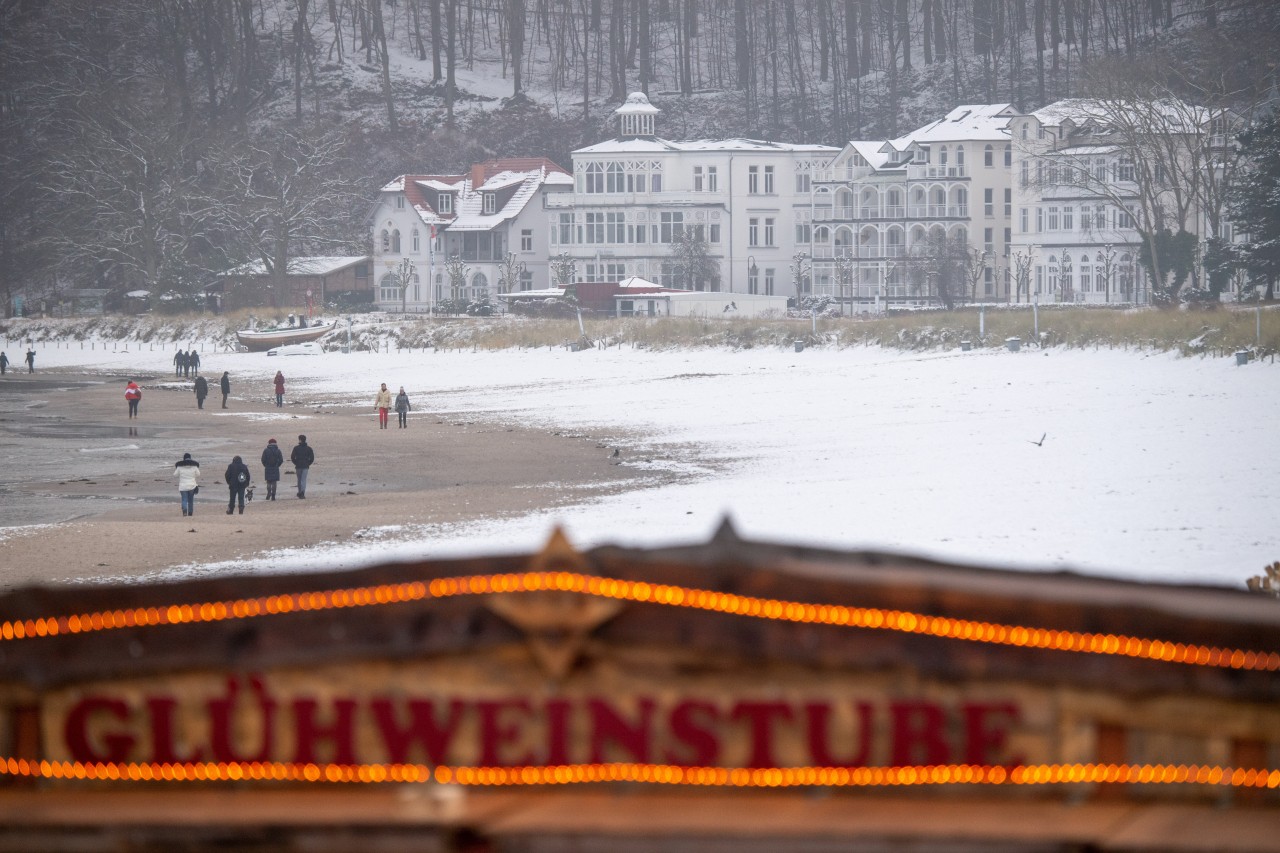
[470,163,487,190]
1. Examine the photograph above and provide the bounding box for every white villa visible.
[810,104,1017,309]
[553,92,838,297]
[369,159,572,311]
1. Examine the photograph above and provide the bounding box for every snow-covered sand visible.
[13,338,1277,589]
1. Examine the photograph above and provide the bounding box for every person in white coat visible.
[175,452,200,517]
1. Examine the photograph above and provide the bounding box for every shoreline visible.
[0,369,661,591]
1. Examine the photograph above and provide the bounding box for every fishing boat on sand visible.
[235,321,336,352]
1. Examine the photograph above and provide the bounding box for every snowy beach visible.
[2,338,1276,590]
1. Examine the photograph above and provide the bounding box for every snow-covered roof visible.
[576,137,838,156]
[1030,98,1210,134]
[223,256,369,277]
[618,276,659,289]
[125,290,151,298]
[386,159,572,233]
[892,103,1015,146]
[499,287,566,299]
[1054,144,1122,156]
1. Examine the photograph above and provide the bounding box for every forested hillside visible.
[1,0,1275,311]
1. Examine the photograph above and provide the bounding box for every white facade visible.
[811,104,1017,309]
[557,93,838,298]
[369,160,573,312]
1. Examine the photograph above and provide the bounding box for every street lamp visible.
[1060,253,1073,303]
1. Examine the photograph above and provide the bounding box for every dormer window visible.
[483,193,496,215]
[438,193,453,214]
[395,195,404,209]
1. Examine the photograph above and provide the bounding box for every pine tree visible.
[1228,115,1280,298]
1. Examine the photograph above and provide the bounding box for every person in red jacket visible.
[124,380,142,419]
[273,371,285,407]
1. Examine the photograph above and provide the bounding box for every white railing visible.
[907,164,968,179]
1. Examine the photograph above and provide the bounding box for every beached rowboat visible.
[235,321,336,352]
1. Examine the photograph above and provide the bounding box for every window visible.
[748,217,760,247]
[748,166,759,194]
[1117,156,1135,182]
[984,144,994,167]
[764,268,775,295]
[606,162,625,193]
[764,165,774,193]
[1004,188,1012,217]
[627,171,647,193]
[659,212,683,243]
[1047,206,1059,231]
[984,267,994,295]
[1035,265,1044,294]
[1094,158,1106,182]
[557,213,573,245]
[396,195,404,209]
[412,229,420,252]
[1019,208,1029,233]
[521,229,533,252]
[939,145,949,166]
[764,217,775,246]
[519,270,534,291]
[1020,161,1029,186]
[585,212,604,244]
[391,229,401,253]
[650,173,662,192]
[1117,208,1135,228]
[748,266,759,294]
[955,146,965,166]
[380,229,390,251]
[707,166,718,191]
[482,194,496,215]
[606,212,625,244]
[796,222,811,244]
[1036,207,1043,233]
[1004,227,1011,249]
[693,166,705,192]
[583,162,604,193]
[1094,205,1106,229]
[984,228,994,254]
[795,171,811,193]
[984,188,994,217]
[379,273,399,303]
[709,223,721,243]
[1004,144,1012,167]
[438,193,452,214]
[1063,206,1073,230]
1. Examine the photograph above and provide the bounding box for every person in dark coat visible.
[25,349,35,373]
[0,351,8,374]
[189,350,200,376]
[290,434,314,499]
[394,387,411,428]
[260,438,284,500]
[219,371,231,408]
[273,371,285,407]
[193,374,208,409]
[174,350,186,377]
[224,455,251,514]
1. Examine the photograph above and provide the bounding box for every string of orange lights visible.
[1,756,1277,789]
[2,570,1277,672]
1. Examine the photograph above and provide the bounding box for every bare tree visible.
[668,226,718,290]
[1010,247,1034,304]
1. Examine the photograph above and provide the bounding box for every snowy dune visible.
[22,341,1280,588]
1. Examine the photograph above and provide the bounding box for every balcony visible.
[908,204,967,219]
[907,164,968,180]
[813,206,855,222]
[814,165,875,183]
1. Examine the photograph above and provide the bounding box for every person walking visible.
[273,371,285,407]
[188,350,201,376]
[394,387,411,428]
[124,380,142,419]
[225,455,251,515]
[290,435,314,498]
[174,350,186,377]
[374,383,392,429]
[0,351,8,375]
[175,452,200,517]
[219,371,231,408]
[260,438,284,500]
[193,374,208,409]
[25,349,35,373]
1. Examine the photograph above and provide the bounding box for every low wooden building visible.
[214,256,372,312]
[0,524,1277,852]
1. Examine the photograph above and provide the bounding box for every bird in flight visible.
[1029,433,1047,446]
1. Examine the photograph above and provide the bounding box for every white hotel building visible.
[552,93,838,296]
[810,104,1017,308]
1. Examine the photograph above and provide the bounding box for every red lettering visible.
[731,701,794,768]
[64,696,135,763]
[664,700,721,766]
[477,699,535,767]
[544,699,572,765]
[292,698,358,764]
[370,698,462,764]
[588,697,655,764]
[147,696,203,763]
[963,702,1022,766]
[805,701,871,767]
[890,701,950,766]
